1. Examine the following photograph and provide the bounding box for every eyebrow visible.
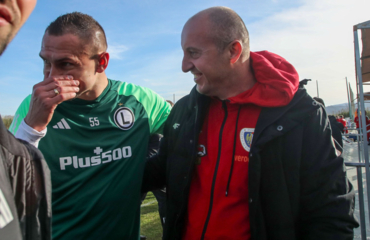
[39,53,77,63]
[185,47,201,52]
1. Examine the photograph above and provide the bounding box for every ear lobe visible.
[97,52,110,73]
[229,41,242,64]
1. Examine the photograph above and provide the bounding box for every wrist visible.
[24,117,46,132]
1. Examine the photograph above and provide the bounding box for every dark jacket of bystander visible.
[0,117,51,240]
[143,85,359,240]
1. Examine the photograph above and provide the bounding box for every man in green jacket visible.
[10,12,171,240]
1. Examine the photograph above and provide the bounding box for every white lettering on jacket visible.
[59,146,132,170]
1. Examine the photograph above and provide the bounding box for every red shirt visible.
[183,99,261,240]
[182,51,300,240]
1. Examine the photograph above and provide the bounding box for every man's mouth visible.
[192,72,202,81]
[0,7,12,26]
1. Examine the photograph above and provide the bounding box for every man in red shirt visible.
[144,6,358,240]
[337,115,347,133]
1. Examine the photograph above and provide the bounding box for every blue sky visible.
[0,0,369,115]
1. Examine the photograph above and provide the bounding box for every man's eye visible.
[189,51,200,58]
[43,59,51,65]
[61,62,73,67]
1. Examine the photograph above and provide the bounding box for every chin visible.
[196,85,211,96]
[196,85,203,94]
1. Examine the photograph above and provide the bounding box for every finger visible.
[33,76,78,93]
[48,88,59,98]
[43,79,80,92]
[57,86,80,94]
[52,75,79,85]
[48,86,79,98]
[53,75,73,80]
[41,75,73,85]
[52,92,78,105]
[58,79,80,87]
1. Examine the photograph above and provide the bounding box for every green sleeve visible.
[117,83,171,134]
[9,95,31,135]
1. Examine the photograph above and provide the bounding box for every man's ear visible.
[97,52,110,73]
[228,40,243,64]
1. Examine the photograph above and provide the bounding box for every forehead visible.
[40,33,91,59]
[181,16,213,49]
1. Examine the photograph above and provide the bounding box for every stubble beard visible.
[0,33,11,56]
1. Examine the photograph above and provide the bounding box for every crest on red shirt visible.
[240,128,254,152]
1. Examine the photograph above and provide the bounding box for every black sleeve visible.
[0,118,51,240]
[146,134,162,158]
[299,108,358,239]
[142,117,171,193]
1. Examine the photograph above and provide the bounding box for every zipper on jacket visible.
[200,100,228,240]
[225,105,241,196]
[174,104,199,237]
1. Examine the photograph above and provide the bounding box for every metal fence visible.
[350,20,370,240]
[345,161,366,239]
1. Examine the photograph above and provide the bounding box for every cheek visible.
[75,70,94,90]
[78,81,86,92]
[17,0,37,25]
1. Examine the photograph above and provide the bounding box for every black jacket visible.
[0,118,51,240]
[143,86,358,240]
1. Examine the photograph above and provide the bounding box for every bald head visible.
[45,12,107,55]
[186,7,250,57]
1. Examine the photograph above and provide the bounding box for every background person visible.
[10,12,171,240]
[339,115,348,133]
[143,6,358,240]
[354,109,370,142]
[0,0,51,239]
[313,97,344,153]
[337,115,347,132]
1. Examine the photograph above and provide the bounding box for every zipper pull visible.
[222,100,227,110]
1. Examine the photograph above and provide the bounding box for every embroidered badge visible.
[114,107,135,130]
[240,128,254,152]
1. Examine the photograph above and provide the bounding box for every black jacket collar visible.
[188,86,319,151]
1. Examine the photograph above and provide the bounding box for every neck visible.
[217,60,256,100]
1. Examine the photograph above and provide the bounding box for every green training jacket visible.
[10,79,171,240]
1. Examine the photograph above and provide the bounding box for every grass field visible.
[141,192,163,239]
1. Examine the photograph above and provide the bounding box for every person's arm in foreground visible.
[142,109,173,192]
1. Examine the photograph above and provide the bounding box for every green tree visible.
[2,116,14,129]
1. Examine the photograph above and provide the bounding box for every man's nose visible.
[48,66,58,77]
[182,57,193,73]
[45,66,61,78]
